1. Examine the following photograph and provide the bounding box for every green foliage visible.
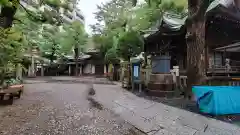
[0,27,25,84]
[91,0,188,64]
[131,0,187,9]
[0,28,25,65]
[105,47,119,63]
[44,0,61,8]
[3,78,21,87]
[0,0,87,83]
[0,0,13,6]
[93,34,112,56]
[128,3,162,31]
[39,25,60,61]
[61,1,74,11]
[13,3,87,62]
[43,0,73,10]
[91,0,151,63]
[92,31,121,63]
[117,30,144,60]
[62,21,88,54]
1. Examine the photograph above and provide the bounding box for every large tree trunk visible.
[185,0,210,99]
[0,4,17,86]
[50,49,55,64]
[127,56,131,89]
[16,63,22,80]
[0,70,6,87]
[0,5,17,28]
[74,47,79,76]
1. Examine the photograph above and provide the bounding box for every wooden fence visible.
[207,77,240,86]
[120,65,240,90]
[176,76,240,87]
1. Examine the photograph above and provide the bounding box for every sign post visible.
[131,61,142,92]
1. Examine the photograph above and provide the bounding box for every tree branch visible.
[18,2,46,22]
[13,17,24,24]
[18,2,34,16]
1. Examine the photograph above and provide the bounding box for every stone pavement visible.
[93,83,240,135]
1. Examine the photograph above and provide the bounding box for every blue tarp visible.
[192,86,240,115]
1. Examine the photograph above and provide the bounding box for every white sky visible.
[78,0,110,34]
[78,0,145,35]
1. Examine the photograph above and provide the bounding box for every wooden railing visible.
[207,65,240,74]
[121,65,240,90]
[171,75,240,88]
[207,77,240,86]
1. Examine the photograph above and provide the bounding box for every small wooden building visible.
[144,1,240,77]
[206,2,240,76]
[63,50,105,76]
[144,12,187,75]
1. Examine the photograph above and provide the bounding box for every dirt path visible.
[0,78,145,135]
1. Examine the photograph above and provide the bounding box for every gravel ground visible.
[0,78,145,135]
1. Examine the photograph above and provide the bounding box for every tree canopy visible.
[91,0,187,63]
[0,0,87,83]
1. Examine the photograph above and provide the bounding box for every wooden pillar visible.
[28,65,31,76]
[173,66,180,90]
[68,65,71,76]
[91,64,95,74]
[31,56,35,76]
[139,83,142,93]
[41,64,44,77]
[16,63,22,80]
[28,56,35,77]
[104,64,107,75]
[79,64,82,76]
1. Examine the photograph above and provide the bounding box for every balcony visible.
[76,12,84,21]
[21,0,39,5]
[61,14,72,24]
[20,0,38,10]
[43,4,59,12]
[63,10,73,20]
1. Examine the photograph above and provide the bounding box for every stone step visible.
[147,83,173,91]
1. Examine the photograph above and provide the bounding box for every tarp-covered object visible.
[192,86,240,115]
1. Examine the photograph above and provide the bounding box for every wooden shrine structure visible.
[142,1,240,96]
[144,1,240,77]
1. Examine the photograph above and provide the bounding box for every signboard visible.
[133,66,139,77]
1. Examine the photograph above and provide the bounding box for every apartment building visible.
[20,0,85,24]
[74,8,85,24]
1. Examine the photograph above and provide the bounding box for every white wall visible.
[83,64,92,74]
[91,65,95,74]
